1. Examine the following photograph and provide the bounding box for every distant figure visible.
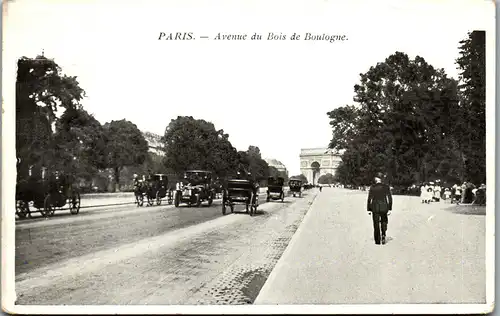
[367,172,393,245]
[444,188,451,200]
[453,184,462,204]
[433,183,441,202]
[420,183,426,203]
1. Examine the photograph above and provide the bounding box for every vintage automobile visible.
[288,179,303,197]
[174,170,216,207]
[266,176,285,202]
[222,173,259,216]
[16,171,81,218]
[145,174,173,206]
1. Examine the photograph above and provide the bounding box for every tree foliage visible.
[330,32,486,187]
[290,174,308,184]
[238,146,270,182]
[104,119,149,190]
[328,52,463,186]
[455,31,486,184]
[53,107,108,181]
[318,173,335,184]
[162,116,240,178]
[16,55,86,180]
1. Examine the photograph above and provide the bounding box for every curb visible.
[254,189,320,304]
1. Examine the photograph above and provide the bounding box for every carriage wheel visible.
[156,191,162,205]
[43,195,54,217]
[16,200,29,219]
[69,192,81,215]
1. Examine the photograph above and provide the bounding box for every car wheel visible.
[174,191,180,207]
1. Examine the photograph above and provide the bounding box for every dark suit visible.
[367,182,393,244]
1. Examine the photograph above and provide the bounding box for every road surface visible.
[15,189,317,305]
[255,187,487,304]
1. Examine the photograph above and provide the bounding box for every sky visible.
[4,0,494,176]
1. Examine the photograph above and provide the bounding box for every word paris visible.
[158,32,347,43]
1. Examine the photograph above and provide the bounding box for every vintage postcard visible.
[2,0,495,314]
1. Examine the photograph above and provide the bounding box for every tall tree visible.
[104,119,149,191]
[329,52,460,186]
[16,55,86,179]
[455,31,486,184]
[53,107,108,182]
[242,146,270,182]
[162,116,240,178]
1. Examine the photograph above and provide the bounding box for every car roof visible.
[185,170,211,173]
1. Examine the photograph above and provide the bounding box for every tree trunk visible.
[114,167,121,192]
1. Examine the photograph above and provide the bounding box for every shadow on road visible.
[442,204,486,216]
[266,200,293,205]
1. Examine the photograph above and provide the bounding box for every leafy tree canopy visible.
[162,116,239,178]
[104,119,149,189]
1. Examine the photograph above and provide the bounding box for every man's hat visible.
[375,172,385,179]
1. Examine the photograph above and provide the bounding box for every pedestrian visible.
[367,172,393,245]
[453,184,462,204]
[420,183,426,203]
[426,182,434,203]
[433,182,441,202]
[444,188,451,200]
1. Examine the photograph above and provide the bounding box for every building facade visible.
[142,131,165,156]
[264,158,289,177]
[299,148,342,184]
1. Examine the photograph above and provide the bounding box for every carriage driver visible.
[133,174,140,189]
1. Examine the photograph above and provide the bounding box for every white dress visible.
[425,185,433,201]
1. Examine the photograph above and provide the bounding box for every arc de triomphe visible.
[300,148,342,184]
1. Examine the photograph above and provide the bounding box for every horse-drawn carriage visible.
[174,170,216,207]
[266,176,285,202]
[146,174,173,206]
[134,174,174,207]
[288,179,303,197]
[222,173,259,216]
[16,171,81,218]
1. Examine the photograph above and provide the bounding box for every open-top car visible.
[222,173,259,216]
[288,179,303,197]
[16,170,81,218]
[267,176,285,202]
[174,170,215,207]
[145,174,173,206]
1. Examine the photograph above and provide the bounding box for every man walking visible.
[367,172,393,245]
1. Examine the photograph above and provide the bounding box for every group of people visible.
[419,182,443,204]
[365,174,487,246]
[419,181,486,205]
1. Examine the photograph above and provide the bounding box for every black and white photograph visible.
[1,0,495,314]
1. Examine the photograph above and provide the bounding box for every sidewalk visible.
[254,187,486,304]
